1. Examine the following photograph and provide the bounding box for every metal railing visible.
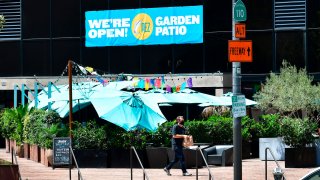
[11,147,22,180]
[69,147,84,180]
[195,144,214,180]
[130,146,150,180]
[265,147,286,180]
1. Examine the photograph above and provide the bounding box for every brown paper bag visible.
[183,135,194,147]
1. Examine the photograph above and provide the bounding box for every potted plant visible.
[72,120,108,168]
[253,114,285,160]
[281,117,318,168]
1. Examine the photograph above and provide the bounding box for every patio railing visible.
[194,144,214,180]
[70,147,84,180]
[11,147,22,180]
[130,146,150,180]
[265,147,286,180]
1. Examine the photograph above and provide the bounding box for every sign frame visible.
[232,95,246,118]
[235,23,246,38]
[53,137,72,168]
[228,40,252,62]
[233,0,247,22]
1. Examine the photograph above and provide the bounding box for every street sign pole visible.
[232,0,242,179]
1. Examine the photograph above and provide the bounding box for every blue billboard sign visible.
[85,6,203,47]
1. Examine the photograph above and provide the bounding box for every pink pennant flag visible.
[155,78,161,88]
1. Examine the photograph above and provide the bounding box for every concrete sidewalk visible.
[0,149,315,180]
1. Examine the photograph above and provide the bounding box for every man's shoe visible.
[183,172,192,176]
[164,168,171,176]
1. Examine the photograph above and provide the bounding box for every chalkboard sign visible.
[53,137,71,166]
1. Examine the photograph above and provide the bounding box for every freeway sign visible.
[228,40,252,62]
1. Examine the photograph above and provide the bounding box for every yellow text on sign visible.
[228,40,252,62]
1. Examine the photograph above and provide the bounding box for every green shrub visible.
[253,114,282,138]
[72,120,107,150]
[281,117,318,148]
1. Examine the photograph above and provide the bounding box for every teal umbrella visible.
[91,93,167,132]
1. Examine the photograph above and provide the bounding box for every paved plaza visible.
[0,149,316,180]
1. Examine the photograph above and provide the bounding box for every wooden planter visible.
[0,160,19,180]
[9,139,16,154]
[285,147,316,168]
[146,147,168,168]
[46,149,53,167]
[24,143,30,159]
[107,149,147,168]
[16,144,24,158]
[30,144,40,162]
[5,139,10,153]
[40,148,46,165]
[74,149,108,168]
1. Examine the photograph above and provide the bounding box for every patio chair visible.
[202,145,233,166]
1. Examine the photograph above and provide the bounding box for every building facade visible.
[0,0,319,107]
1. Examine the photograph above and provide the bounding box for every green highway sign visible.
[232,95,246,118]
[234,0,247,22]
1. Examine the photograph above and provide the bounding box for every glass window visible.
[109,46,140,74]
[0,42,20,76]
[22,0,50,39]
[52,39,80,75]
[276,31,304,69]
[141,45,172,74]
[82,45,109,73]
[23,40,50,76]
[173,44,203,73]
[51,0,80,37]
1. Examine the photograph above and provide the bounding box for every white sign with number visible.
[232,95,246,118]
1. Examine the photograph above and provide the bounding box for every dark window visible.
[51,0,80,37]
[141,45,172,74]
[109,46,140,74]
[23,0,49,39]
[0,42,20,76]
[204,33,231,73]
[276,31,304,69]
[23,40,50,76]
[82,45,109,73]
[52,39,80,75]
[173,44,203,73]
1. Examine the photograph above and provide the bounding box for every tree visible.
[0,15,4,29]
[253,60,320,119]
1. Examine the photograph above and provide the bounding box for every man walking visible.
[164,116,192,176]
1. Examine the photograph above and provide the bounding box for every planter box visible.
[5,139,10,153]
[16,144,24,158]
[0,160,19,180]
[166,147,202,169]
[10,139,16,154]
[285,147,316,168]
[24,143,30,159]
[107,149,147,168]
[74,149,108,168]
[242,141,252,159]
[40,148,46,165]
[46,149,53,167]
[30,144,40,162]
[259,137,286,161]
[146,147,168,168]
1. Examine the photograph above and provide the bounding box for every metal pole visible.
[232,0,242,179]
[68,60,73,138]
[130,147,133,180]
[196,146,199,180]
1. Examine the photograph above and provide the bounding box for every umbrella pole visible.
[68,60,73,138]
